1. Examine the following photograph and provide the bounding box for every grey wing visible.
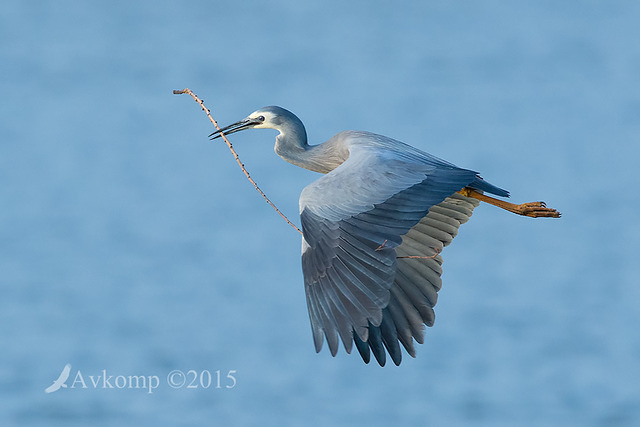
[356,192,480,366]
[299,144,480,365]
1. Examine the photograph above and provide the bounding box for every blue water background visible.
[2,1,639,425]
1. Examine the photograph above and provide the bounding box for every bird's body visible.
[210,106,559,366]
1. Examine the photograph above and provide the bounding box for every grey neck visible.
[275,132,348,174]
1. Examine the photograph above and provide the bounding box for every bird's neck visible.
[275,132,347,174]
[274,132,314,170]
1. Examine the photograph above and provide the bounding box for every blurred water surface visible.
[2,1,639,426]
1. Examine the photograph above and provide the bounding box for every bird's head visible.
[209,106,298,140]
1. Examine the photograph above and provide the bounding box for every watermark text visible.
[45,365,237,394]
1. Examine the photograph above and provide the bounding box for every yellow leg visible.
[457,188,561,218]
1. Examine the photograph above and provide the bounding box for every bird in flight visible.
[209,106,560,366]
[45,363,71,393]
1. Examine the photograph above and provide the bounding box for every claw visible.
[520,203,561,218]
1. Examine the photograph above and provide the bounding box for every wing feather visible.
[390,285,425,344]
[386,295,417,357]
[299,133,496,365]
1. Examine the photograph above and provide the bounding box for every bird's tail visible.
[469,176,510,198]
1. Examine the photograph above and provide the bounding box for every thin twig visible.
[375,239,441,259]
[398,251,440,260]
[173,88,303,235]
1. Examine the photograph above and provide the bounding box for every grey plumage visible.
[210,106,508,366]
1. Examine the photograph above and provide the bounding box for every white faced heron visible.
[210,106,560,366]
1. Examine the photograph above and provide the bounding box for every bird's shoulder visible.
[299,137,436,221]
[329,130,457,168]
[330,130,410,152]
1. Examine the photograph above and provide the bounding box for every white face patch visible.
[247,110,276,129]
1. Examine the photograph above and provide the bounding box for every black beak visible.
[209,118,259,140]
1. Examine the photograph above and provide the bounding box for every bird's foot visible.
[514,201,561,218]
